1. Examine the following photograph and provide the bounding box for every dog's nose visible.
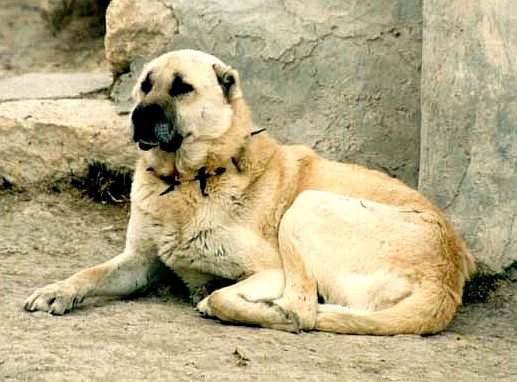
[131,103,165,143]
[130,103,184,152]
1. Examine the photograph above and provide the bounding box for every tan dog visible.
[24,50,475,335]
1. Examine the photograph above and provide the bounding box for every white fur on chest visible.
[170,202,241,275]
[154,192,263,279]
[132,169,282,280]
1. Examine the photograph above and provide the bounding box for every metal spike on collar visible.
[250,128,267,136]
[159,176,181,196]
[194,167,208,197]
[159,167,227,197]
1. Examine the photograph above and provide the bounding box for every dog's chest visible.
[157,193,258,279]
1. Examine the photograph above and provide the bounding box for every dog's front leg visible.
[196,269,302,332]
[23,248,161,315]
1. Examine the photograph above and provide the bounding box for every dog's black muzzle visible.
[131,103,184,152]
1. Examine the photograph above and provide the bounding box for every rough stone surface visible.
[420,0,517,272]
[0,72,112,101]
[105,0,423,186]
[104,0,178,75]
[0,70,130,188]
[0,99,134,187]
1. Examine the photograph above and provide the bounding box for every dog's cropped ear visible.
[213,64,242,101]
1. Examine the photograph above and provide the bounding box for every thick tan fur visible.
[24,50,475,335]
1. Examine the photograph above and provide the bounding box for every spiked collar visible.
[152,128,267,197]
[157,166,226,197]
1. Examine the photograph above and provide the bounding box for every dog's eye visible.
[170,76,194,97]
[141,73,153,94]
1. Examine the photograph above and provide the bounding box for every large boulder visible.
[420,0,517,272]
[105,0,423,186]
[105,0,178,75]
[0,99,134,188]
[0,72,134,188]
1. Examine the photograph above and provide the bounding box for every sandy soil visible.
[1,1,516,381]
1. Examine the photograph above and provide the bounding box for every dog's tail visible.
[315,280,460,335]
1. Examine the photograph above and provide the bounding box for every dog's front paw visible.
[23,282,83,315]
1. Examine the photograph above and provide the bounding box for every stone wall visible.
[106,0,423,187]
[420,0,517,273]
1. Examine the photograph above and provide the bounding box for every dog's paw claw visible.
[195,297,213,317]
[23,283,81,315]
[270,297,316,331]
[269,301,302,333]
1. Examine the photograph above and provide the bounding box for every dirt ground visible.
[1,1,516,381]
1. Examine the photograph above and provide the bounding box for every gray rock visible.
[420,0,517,272]
[0,99,135,187]
[105,0,423,186]
[105,0,178,75]
[109,56,147,113]
[0,72,112,102]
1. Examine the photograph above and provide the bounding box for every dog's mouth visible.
[137,141,159,151]
[159,137,184,152]
[136,138,183,153]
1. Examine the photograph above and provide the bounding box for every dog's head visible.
[131,49,249,176]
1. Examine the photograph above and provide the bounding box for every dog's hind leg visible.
[270,215,319,330]
[195,269,303,332]
[265,193,323,331]
[275,190,465,335]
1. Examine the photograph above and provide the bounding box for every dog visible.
[24,49,475,335]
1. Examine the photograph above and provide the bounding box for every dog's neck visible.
[230,129,278,177]
[146,128,273,197]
